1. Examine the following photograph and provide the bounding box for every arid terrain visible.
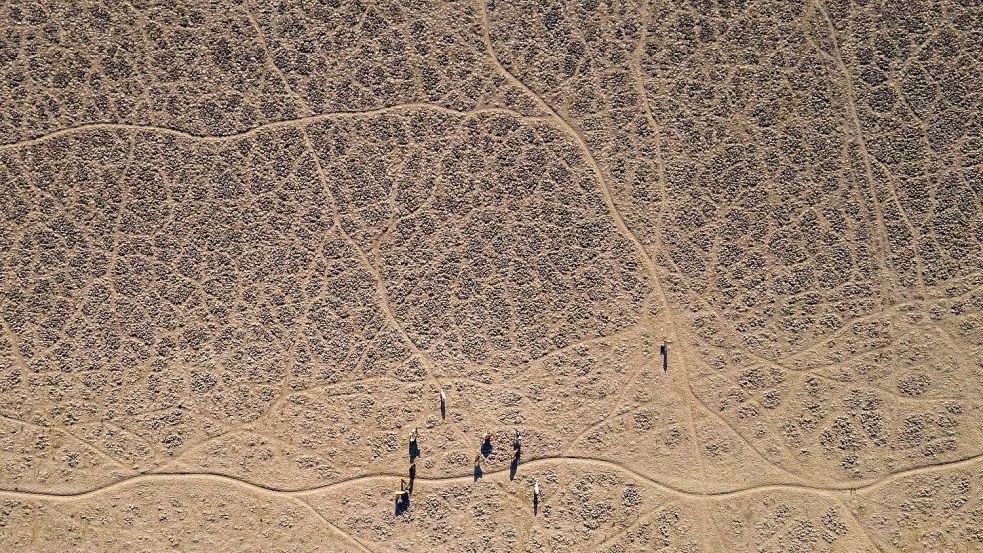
[1,0,981,551]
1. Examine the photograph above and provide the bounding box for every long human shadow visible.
[660,341,668,373]
[395,493,410,515]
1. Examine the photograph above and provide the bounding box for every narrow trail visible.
[0,104,550,151]
[470,9,715,521]
[807,0,901,305]
[297,497,377,553]
[2,451,979,504]
[5,8,979,552]
[243,8,465,440]
[474,0,676,326]
[835,495,891,553]
[630,0,673,288]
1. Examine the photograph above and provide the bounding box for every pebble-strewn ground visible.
[1,1,980,551]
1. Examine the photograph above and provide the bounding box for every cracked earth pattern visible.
[0,0,980,552]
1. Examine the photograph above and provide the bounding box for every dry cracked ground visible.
[0,0,981,552]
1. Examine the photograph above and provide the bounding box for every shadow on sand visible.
[395,493,410,515]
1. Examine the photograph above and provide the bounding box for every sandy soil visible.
[1,0,981,551]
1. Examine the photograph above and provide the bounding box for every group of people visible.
[473,429,521,472]
[395,396,539,512]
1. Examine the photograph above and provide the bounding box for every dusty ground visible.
[0,0,981,551]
